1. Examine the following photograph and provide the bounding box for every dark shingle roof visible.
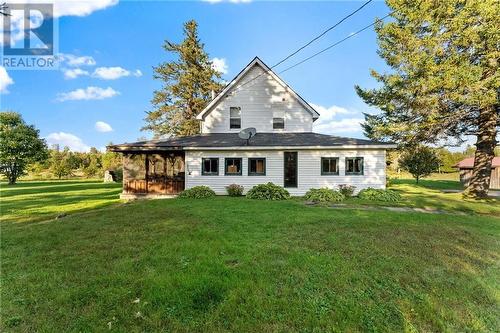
[108,133,394,152]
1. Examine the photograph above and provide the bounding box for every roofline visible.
[196,56,320,121]
[109,144,397,152]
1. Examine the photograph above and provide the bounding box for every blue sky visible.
[1,0,393,151]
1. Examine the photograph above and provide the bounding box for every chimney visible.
[211,90,216,100]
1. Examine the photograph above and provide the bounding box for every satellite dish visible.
[238,127,257,145]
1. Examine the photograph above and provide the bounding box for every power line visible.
[279,12,393,74]
[272,0,373,69]
[232,0,375,93]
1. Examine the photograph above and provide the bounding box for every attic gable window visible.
[230,107,241,129]
[273,110,285,130]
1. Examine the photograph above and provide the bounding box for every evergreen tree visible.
[355,0,499,197]
[143,20,223,137]
[0,112,48,184]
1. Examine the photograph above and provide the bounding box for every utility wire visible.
[279,12,393,74]
[231,0,375,93]
[272,0,373,69]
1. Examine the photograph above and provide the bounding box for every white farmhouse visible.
[109,57,395,198]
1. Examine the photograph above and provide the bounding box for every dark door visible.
[284,152,298,188]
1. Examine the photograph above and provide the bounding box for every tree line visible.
[0,112,121,183]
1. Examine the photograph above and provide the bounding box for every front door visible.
[284,152,298,188]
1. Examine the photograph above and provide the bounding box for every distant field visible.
[1,178,499,331]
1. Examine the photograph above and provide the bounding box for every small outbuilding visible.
[455,157,500,189]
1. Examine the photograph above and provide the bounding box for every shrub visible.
[338,184,356,198]
[246,182,290,200]
[226,184,244,196]
[178,186,216,199]
[357,188,402,202]
[304,188,345,203]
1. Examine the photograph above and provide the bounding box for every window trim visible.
[321,157,339,176]
[248,158,266,176]
[345,157,364,176]
[273,117,285,130]
[229,107,241,129]
[224,157,243,176]
[201,158,219,176]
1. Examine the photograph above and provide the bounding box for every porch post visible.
[145,154,149,193]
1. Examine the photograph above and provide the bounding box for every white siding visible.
[185,149,386,196]
[201,64,314,133]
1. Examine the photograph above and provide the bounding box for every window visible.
[273,118,285,129]
[248,158,266,176]
[202,158,219,176]
[345,157,364,175]
[230,107,241,129]
[225,158,242,175]
[321,157,339,175]
[273,109,285,129]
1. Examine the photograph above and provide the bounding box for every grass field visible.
[0,180,121,223]
[1,179,499,331]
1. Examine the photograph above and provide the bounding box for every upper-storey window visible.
[273,110,285,129]
[230,107,241,129]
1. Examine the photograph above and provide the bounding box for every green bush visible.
[304,188,345,203]
[338,184,356,198]
[358,188,402,202]
[178,186,216,199]
[226,184,244,196]
[246,182,290,200]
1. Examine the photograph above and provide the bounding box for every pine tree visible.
[143,20,223,137]
[355,0,499,198]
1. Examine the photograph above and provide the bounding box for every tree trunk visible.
[466,105,499,198]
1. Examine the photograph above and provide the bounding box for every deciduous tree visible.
[356,0,499,197]
[399,146,440,184]
[0,112,48,184]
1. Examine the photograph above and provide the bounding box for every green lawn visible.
[0,180,122,223]
[1,179,499,331]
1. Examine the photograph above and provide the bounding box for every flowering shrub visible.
[338,184,356,198]
[226,184,244,196]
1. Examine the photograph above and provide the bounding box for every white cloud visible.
[92,67,142,80]
[311,104,362,134]
[58,53,96,67]
[314,117,364,134]
[50,0,119,17]
[310,103,354,118]
[211,57,228,75]
[63,68,89,79]
[95,121,113,132]
[0,66,14,93]
[1,1,119,46]
[56,86,119,101]
[46,132,91,152]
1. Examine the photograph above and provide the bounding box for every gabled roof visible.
[196,56,320,121]
[455,157,500,169]
[108,133,396,152]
